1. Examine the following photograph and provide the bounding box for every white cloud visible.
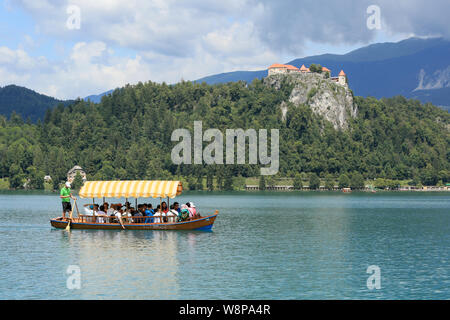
[3,0,448,99]
[0,41,153,99]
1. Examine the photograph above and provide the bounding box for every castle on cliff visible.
[267,63,347,86]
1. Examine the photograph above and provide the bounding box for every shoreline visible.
[0,188,448,193]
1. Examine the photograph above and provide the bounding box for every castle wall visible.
[268,68,288,76]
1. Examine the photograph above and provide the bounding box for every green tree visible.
[350,172,365,190]
[223,172,234,191]
[309,173,320,190]
[259,175,266,191]
[187,176,196,190]
[206,173,214,191]
[338,174,350,189]
[293,173,303,190]
[324,174,334,190]
[216,172,223,191]
[9,164,25,189]
[420,163,439,185]
[27,165,44,189]
[233,175,246,191]
[71,171,84,190]
[195,175,204,191]
[309,64,322,73]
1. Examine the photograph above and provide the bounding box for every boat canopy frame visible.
[78,180,183,199]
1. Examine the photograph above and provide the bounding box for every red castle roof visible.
[268,63,288,69]
[299,64,308,71]
[285,65,299,70]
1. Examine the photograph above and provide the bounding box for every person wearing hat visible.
[83,203,99,216]
[60,181,76,219]
[186,202,197,219]
[190,202,201,218]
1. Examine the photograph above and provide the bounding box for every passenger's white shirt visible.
[84,207,94,215]
[167,210,178,222]
[153,211,162,223]
[97,210,107,223]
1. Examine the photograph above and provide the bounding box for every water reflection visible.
[72,230,180,299]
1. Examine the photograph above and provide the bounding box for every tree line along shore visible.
[0,174,448,192]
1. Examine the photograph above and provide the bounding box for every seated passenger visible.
[107,203,118,217]
[113,206,126,225]
[97,205,108,223]
[91,204,99,221]
[186,202,195,219]
[131,207,142,223]
[167,205,178,223]
[179,204,190,221]
[153,205,162,223]
[144,204,154,223]
[189,202,200,218]
[136,204,146,223]
[123,207,133,223]
[108,204,121,223]
[83,203,95,215]
[173,202,181,214]
[161,201,169,214]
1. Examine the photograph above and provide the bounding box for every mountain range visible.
[196,37,450,111]
[0,37,449,121]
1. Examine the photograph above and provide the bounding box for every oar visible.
[65,218,71,231]
[74,199,80,217]
[65,199,74,231]
[118,212,126,230]
[65,198,78,231]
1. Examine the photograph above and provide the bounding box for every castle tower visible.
[338,70,347,85]
[300,64,309,73]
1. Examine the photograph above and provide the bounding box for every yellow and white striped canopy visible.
[79,181,183,199]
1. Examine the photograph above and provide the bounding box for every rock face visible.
[265,73,358,130]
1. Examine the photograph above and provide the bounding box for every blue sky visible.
[0,0,448,99]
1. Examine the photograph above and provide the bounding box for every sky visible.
[0,0,449,100]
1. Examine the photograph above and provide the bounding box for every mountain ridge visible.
[0,85,73,122]
[195,37,450,109]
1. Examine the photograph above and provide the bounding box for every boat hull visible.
[50,213,218,231]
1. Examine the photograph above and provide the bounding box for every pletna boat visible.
[50,180,218,231]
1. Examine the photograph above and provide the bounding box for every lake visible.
[0,191,449,299]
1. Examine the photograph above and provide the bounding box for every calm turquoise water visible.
[0,191,449,300]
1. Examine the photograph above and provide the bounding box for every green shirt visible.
[60,187,71,202]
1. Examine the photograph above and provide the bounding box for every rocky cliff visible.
[264,73,358,130]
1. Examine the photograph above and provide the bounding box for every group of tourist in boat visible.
[60,181,201,224]
[82,200,200,223]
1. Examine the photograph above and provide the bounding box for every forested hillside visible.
[0,79,449,190]
[0,85,72,122]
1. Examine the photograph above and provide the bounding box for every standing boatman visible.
[60,181,76,219]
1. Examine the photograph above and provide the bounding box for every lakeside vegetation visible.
[0,79,449,191]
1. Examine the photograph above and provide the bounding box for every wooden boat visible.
[50,213,218,231]
[50,180,218,231]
